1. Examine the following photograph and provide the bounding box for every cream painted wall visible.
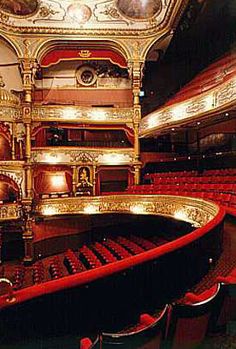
[0,39,23,91]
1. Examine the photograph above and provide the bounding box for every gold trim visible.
[140,75,236,137]
[35,194,219,228]
[0,203,21,221]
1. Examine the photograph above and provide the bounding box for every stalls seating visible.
[165,283,225,349]
[80,336,101,349]
[101,304,169,348]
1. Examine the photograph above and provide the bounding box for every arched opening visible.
[0,174,20,203]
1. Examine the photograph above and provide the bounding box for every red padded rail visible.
[0,207,225,310]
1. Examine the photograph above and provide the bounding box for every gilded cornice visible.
[140,75,236,137]
[32,105,133,124]
[0,105,22,122]
[0,0,188,38]
[31,147,135,165]
[35,194,219,228]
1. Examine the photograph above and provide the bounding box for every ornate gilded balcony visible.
[32,105,134,124]
[0,203,22,221]
[31,147,135,165]
[35,194,220,228]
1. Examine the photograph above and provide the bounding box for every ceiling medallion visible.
[0,0,38,17]
[67,3,92,24]
[116,0,162,20]
[76,65,97,87]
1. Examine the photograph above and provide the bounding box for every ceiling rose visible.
[116,0,162,20]
[0,0,38,16]
[67,3,92,24]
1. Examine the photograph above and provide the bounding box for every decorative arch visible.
[0,170,23,199]
[0,174,20,202]
[35,39,130,67]
[142,31,174,63]
[0,34,22,58]
[0,123,11,160]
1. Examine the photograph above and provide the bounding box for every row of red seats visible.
[151,175,236,185]
[116,236,144,255]
[144,170,197,180]
[49,256,63,280]
[64,249,86,274]
[32,261,45,284]
[128,183,236,193]
[79,246,103,269]
[80,268,236,349]
[129,234,157,250]
[92,242,118,264]
[203,168,236,176]
[103,239,132,259]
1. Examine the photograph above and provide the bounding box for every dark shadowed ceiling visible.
[142,0,236,115]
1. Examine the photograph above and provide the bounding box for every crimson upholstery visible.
[0,206,225,311]
[166,283,225,349]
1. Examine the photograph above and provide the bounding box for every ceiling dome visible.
[0,75,20,107]
[116,0,162,20]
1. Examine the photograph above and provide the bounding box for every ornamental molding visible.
[32,105,134,123]
[0,166,25,197]
[0,106,22,122]
[140,75,236,137]
[31,147,135,165]
[0,204,22,221]
[35,194,219,228]
[0,0,186,38]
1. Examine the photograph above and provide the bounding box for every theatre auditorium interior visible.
[0,0,236,348]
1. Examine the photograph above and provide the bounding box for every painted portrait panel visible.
[0,0,38,16]
[77,166,93,188]
[116,0,162,20]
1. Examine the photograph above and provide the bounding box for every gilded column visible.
[22,213,34,264]
[72,165,77,196]
[11,123,16,160]
[131,60,143,184]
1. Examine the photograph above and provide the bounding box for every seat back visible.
[102,304,169,349]
[166,283,225,349]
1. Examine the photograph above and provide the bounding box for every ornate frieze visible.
[31,148,135,165]
[0,204,22,221]
[140,75,236,137]
[32,105,134,124]
[0,106,22,122]
[35,194,219,228]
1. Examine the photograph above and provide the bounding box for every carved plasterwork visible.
[32,105,133,123]
[0,106,22,122]
[35,194,219,228]
[140,75,236,137]
[0,165,25,197]
[31,148,135,165]
[0,0,185,36]
[0,204,22,221]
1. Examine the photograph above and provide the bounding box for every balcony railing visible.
[32,105,134,124]
[31,147,135,165]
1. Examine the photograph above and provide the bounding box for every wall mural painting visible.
[0,0,38,16]
[116,0,162,20]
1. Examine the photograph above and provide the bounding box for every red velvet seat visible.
[166,283,225,349]
[80,336,101,349]
[102,305,169,348]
